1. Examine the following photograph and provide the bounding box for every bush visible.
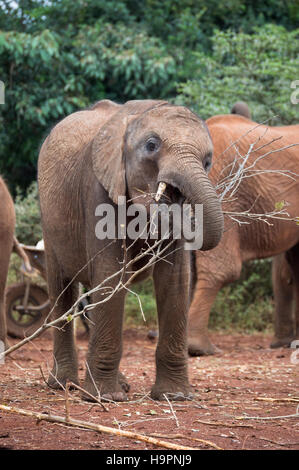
[14,181,42,245]
[176,25,299,124]
[209,259,274,332]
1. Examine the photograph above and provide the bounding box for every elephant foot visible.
[47,366,79,390]
[151,381,193,401]
[188,335,221,356]
[82,374,128,402]
[270,336,295,349]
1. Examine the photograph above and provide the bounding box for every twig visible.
[255,397,299,404]
[0,404,199,450]
[39,365,49,387]
[255,436,299,447]
[148,433,223,450]
[163,393,179,428]
[1,237,175,359]
[194,419,254,428]
[236,413,299,421]
[68,381,108,412]
[65,381,70,423]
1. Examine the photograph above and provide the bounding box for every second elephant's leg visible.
[271,253,295,348]
[187,284,221,356]
[151,245,192,401]
[286,244,299,344]
[0,290,7,349]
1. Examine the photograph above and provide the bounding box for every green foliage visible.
[0,9,175,190]
[0,1,298,190]
[14,181,42,245]
[177,25,299,124]
[209,259,274,332]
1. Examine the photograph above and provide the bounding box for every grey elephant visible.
[0,177,15,348]
[38,99,224,401]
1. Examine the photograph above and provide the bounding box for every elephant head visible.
[92,100,224,250]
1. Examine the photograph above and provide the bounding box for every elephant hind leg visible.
[285,244,299,344]
[0,247,13,349]
[46,252,79,389]
[270,253,295,348]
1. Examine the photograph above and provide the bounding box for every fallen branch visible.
[0,404,199,450]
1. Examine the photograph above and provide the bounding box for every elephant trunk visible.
[157,158,224,251]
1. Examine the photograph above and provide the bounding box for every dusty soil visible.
[0,329,298,450]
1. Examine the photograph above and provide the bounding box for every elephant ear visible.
[92,100,167,204]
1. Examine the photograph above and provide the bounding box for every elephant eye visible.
[203,153,212,172]
[145,138,159,153]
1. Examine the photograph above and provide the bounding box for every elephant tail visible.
[12,236,33,273]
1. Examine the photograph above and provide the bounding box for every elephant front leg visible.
[83,285,128,402]
[151,246,192,401]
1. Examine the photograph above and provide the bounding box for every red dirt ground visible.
[0,329,298,450]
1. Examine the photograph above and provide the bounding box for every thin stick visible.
[255,436,299,447]
[68,382,108,412]
[255,397,299,404]
[65,381,70,423]
[0,237,174,359]
[194,419,254,428]
[0,404,199,450]
[149,433,223,450]
[236,413,299,421]
[163,393,179,428]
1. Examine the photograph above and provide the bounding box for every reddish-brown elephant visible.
[188,114,299,355]
[0,177,16,348]
[271,252,296,348]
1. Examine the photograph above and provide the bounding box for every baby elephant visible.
[38,99,223,401]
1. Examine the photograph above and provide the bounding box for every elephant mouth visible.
[154,181,196,221]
